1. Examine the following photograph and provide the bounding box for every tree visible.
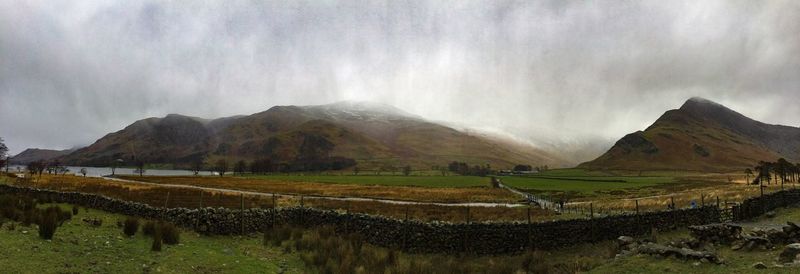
[402,165,412,176]
[0,137,7,173]
[80,168,88,177]
[191,160,204,176]
[110,159,122,176]
[514,164,533,172]
[353,166,360,176]
[745,168,753,184]
[27,160,46,176]
[215,159,228,177]
[135,161,146,177]
[234,160,247,176]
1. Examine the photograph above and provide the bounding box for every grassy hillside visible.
[581,98,800,172]
[59,102,565,170]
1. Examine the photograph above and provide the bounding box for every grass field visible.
[500,176,675,194]
[246,174,490,188]
[116,175,516,203]
[3,174,568,223]
[0,203,306,273]
[0,196,617,273]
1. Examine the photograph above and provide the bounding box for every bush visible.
[143,221,156,236]
[151,228,162,252]
[160,222,180,245]
[38,210,57,240]
[123,217,139,237]
[72,206,79,216]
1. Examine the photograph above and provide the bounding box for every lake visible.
[7,165,214,177]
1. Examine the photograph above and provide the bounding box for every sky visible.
[1,0,799,162]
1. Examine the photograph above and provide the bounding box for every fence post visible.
[164,192,170,208]
[635,200,639,215]
[716,196,720,208]
[199,191,204,208]
[701,194,704,207]
[589,203,594,240]
[271,194,276,229]
[240,194,245,235]
[670,197,675,210]
[345,201,350,234]
[527,205,532,250]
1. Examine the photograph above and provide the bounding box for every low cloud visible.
[1,0,798,162]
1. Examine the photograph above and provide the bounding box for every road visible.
[496,179,559,211]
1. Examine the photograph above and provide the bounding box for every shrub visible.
[123,217,139,237]
[72,206,79,216]
[159,222,180,245]
[151,228,162,252]
[38,210,57,240]
[143,221,156,236]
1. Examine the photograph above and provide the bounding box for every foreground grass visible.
[0,203,307,273]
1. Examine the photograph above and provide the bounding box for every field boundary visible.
[1,183,764,255]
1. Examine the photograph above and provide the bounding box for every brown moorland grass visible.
[1,174,567,223]
[116,175,519,203]
[565,174,794,213]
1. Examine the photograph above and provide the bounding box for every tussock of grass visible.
[263,224,617,273]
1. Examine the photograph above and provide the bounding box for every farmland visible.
[115,175,515,203]
[2,174,575,223]
[245,174,490,188]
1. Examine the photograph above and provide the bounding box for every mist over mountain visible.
[58,102,566,169]
[581,98,800,171]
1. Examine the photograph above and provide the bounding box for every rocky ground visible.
[593,205,800,273]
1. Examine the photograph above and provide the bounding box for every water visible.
[7,165,213,177]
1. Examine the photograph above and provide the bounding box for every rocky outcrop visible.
[689,224,742,244]
[615,236,722,264]
[779,243,800,264]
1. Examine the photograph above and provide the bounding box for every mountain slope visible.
[580,97,800,171]
[60,101,565,169]
[10,148,77,164]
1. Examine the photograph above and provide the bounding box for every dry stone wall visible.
[0,184,722,255]
[733,189,800,221]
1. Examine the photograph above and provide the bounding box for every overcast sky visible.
[1,0,798,161]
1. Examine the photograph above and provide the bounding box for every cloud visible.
[1,0,798,162]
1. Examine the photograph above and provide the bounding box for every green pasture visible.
[0,203,306,273]
[502,168,677,194]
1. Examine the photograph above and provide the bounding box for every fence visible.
[0,183,730,255]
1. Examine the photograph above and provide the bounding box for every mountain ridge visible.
[58,101,566,169]
[580,97,800,171]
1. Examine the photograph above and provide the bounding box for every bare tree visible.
[215,159,229,177]
[234,160,247,176]
[191,160,204,176]
[0,137,7,173]
[402,165,412,176]
[110,159,122,176]
[134,161,146,177]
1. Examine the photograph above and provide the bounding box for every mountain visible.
[10,148,77,164]
[580,97,800,171]
[60,101,565,169]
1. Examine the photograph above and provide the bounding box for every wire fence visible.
[5,173,797,224]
